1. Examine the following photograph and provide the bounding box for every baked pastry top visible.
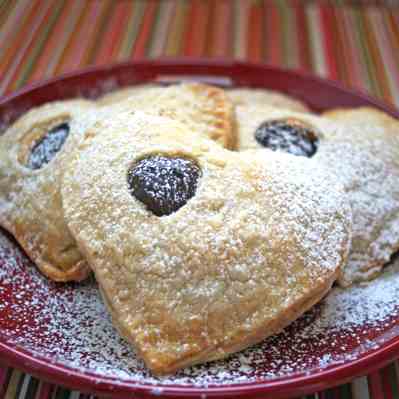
[235,105,399,286]
[98,83,237,149]
[227,87,310,113]
[62,111,351,374]
[0,99,95,282]
[97,83,159,106]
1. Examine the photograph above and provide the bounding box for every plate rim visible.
[1,57,399,399]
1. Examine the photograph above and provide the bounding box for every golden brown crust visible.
[62,111,351,374]
[0,99,95,282]
[98,83,237,150]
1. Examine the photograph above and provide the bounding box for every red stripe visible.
[320,5,339,80]
[247,2,263,62]
[7,1,58,91]
[368,371,385,399]
[93,2,128,65]
[0,0,38,78]
[131,1,158,58]
[56,1,102,73]
[0,364,10,397]
[294,5,311,71]
[317,390,328,399]
[265,5,282,65]
[0,0,33,55]
[381,365,394,399]
[30,1,71,81]
[183,1,209,56]
[35,381,54,399]
[210,0,231,57]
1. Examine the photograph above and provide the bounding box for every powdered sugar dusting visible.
[1,231,399,387]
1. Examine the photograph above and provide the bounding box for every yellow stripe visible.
[147,1,173,57]
[164,0,189,56]
[306,4,327,76]
[4,369,22,399]
[119,1,146,58]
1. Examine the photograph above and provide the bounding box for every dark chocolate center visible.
[254,119,318,157]
[127,155,201,216]
[27,122,70,169]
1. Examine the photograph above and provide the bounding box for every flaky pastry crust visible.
[98,83,237,149]
[0,100,95,282]
[235,105,399,287]
[62,111,351,374]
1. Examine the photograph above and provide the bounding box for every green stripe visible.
[119,1,146,58]
[8,369,24,399]
[386,363,399,398]
[86,0,115,64]
[278,0,296,68]
[340,382,353,399]
[13,0,65,90]
[54,386,72,399]
[352,7,381,98]
[144,1,161,57]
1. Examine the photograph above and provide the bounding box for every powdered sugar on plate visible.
[1,231,399,387]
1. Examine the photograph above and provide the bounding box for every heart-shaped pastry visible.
[0,99,96,282]
[97,83,237,149]
[61,111,351,374]
[235,104,399,286]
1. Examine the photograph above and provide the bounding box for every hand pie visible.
[98,83,237,149]
[235,105,399,287]
[0,100,95,282]
[62,111,351,374]
[227,87,310,112]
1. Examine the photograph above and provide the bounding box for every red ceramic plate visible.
[1,59,399,399]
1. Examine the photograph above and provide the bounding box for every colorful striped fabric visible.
[1,0,399,398]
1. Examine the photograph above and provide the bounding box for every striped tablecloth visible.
[1,1,399,398]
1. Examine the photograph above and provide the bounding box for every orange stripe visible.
[341,7,366,90]
[320,5,339,80]
[266,5,282,65]
[94,2,131,64]
[0,0,37,78]
[368,371,384,399]
[247,2,263,62]
[209,0,232,57]
[332,6,351,87]
[57,1,105,73]
[39,1,85,80]
[2,0,53,94]
[381,365,395,399]
[132,1,158,58]
[362,8,392,104]
[204,1,215,57]
[29,1,71,80]
[7,1,63,91]
[110,1,134,61]
[84,0,114,64]
[294,5,312,71]
[385,9,399,77]
[331,6,349,83]
[183,1,208,57]
[53,2,87,74]
[0,0,32,60]
[164,1,187,56]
